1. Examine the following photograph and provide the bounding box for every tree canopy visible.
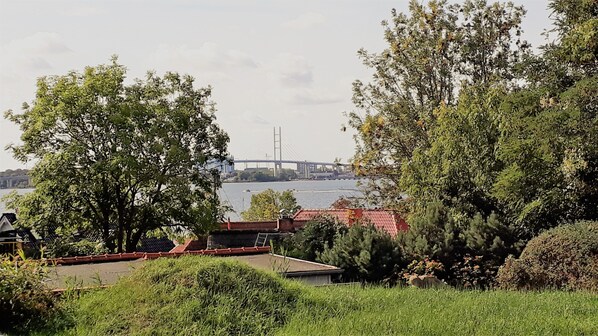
[349,0,598,284]
[4,58,229,252]
[240,189,301,221]
[349,0,530,207]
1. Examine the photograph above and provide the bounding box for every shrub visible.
[45,237,108,258]
[404,258,445,276]
[284,215,347,261]
[0,253,59,334]
[398,202,520,288]
[449,255,498,289]
[319,223,403,283]
[496,220,598,292]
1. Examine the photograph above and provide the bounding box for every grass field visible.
[279,285,598,336]
[32,256,598,336]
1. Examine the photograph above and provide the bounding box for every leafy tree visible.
[348,0,529,207]
[400,85,506,216]
[492,0,598,238]
[284,215,347,261]
[4,58,229,252]
[319,223,403,283]
[241,189,301,221]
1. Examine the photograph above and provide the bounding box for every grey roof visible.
[1,213,17,223]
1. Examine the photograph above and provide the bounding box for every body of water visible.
[0,180,362,220]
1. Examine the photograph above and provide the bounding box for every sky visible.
[0,0,553,171]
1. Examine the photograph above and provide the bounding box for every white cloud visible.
[0,32,72,89]
[283,12,325,30]
[269,53,313,88]
[1,32,71,55]
[0,32,73,107]
[287,89,343,105]
[241,111,270,125]
[147,42,257,73]
[61,6,104,17]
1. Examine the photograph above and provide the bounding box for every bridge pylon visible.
[273,126,282,176]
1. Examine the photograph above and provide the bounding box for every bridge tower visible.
[273,127,282,176]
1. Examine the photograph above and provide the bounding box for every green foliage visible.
[284,215,348,261]
[496,220,598,292]
[348,0,529,206]
[404,258,445,276]
[241,189,301,221]
[0,255,59,334]
[400,86,506,216]
[45,238,108,258]
[548,0,598,74]
[68,256,300,335]
[398,202,517,288]
[397,202,460,263]
[3,58,229,253]
[349,0,597,289]
[236,169,297,182]
[494,76,598,238]
[319,223,403,283]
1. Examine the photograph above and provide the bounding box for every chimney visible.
[277,217,294,232]
[347,208,363,226]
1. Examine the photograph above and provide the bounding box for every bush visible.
[398,202,520,288]
[71,256,301,335]
[319,223,403,283]
[449,255,498,289]
[496,220,598,292]
[45,237,108,258]
[284,215,347,261]
[0,253,59,334]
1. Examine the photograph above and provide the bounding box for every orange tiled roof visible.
[293,209,408,237]
[170,239,207,253]
[47,246,271,265]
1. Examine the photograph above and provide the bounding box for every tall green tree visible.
[348,0,529,207]
[4,58,229,252]
[241,189,300,221]
[493,0,598,238]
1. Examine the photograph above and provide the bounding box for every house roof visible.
[45,247,342,290]
[137,237,175,253]
[293,208,409,237]
[47,246,272,266]
[1,213,17,223]
[0,213,17,233]
[170,238,206,253]
[216,220,279,231]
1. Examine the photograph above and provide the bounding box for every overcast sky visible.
[0,0,553,171]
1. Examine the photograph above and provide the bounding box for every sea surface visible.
[0,179,363,220]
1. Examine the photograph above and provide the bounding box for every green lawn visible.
[279,285,598,336]
[32,256,598,336]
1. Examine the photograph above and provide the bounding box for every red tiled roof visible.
[293,209,408,237]
[214,218,302,233]
[216,220,279,231]
[170,238,207,253]
[47,246,271,265]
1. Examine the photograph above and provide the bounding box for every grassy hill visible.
[36,256,598,336]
